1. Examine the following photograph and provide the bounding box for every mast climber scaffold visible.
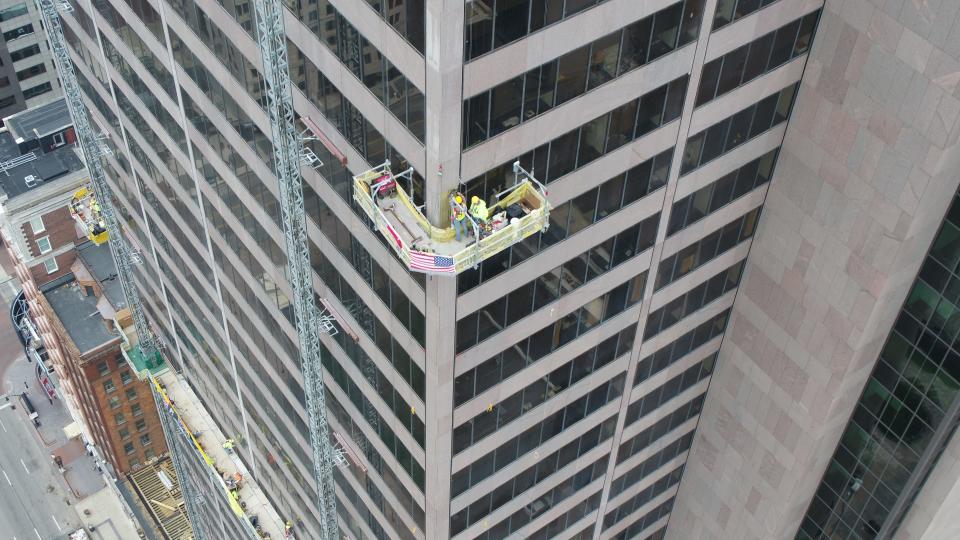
[36,0,158,363]
[40,0,343,536]
[252,0,342,538]
[34,0,211,534]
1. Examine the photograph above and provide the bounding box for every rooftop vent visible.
[23,174,38,188]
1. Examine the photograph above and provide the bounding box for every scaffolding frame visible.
[252,0,340,537]
[36,0,155,356]
[36,0,184,529]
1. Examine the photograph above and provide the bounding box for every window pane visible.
[774,84,798,124]
[636,86,667,136]
[489,77,524,137]
[725,107,754,149]
[716,46,748,96]
[749,94,778,137]
[588,237,615,280]
[507,285,535,326]
[649,4,681,59]
[494,0,530,47]
[681,132,704,174]
[522,67,543,118]
[597,174,625,219]
[606,100,638,152]
[743,33,774,83]
[700,120,730,164]
[577,114,609,166]
[623,159,653,204]
[548,129,580,179]
[769,20,801,67]
[696,59,722,106]
[651,151,672,189]
[537,62,558,114]
[464,93,489,147]
[465,5,493,59]
[588,33,620,90]
[568,188,599,236]
[664,77,687,122]
[560,256,590,299]
[795,12,820,56]
[680,0,705,44]
[619,18,652,75]
[714,0,736,28]
[735,0,761,19]
[555,46,590,105]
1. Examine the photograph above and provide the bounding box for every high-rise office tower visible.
[668,2,960,540]
[0,0,61,118]
[59,0,960,538]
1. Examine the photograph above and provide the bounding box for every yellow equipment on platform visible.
[70,186,108,245]
[353,162,551,275]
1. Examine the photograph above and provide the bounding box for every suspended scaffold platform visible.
[353,161,550,275]
[69,186,108,245]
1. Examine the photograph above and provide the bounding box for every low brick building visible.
[36,240,167,475]
[1,98,86,398]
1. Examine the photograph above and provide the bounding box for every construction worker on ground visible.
[469,195,489,223]
[451,194,469,242]
[223,438,236,453]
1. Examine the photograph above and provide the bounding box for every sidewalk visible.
[74,485,142,540]
[4,354,74,448]
[59,437,105,498]
[6,356,104,496]
[3,354,146,539]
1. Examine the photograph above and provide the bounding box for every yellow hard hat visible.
[455,195,463,204]
[471,195,480,204]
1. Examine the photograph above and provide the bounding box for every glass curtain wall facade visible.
[55,0,821,537]
[797,190,960,540]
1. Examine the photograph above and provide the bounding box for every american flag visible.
[408,250,456,273]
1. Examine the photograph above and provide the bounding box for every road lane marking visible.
[20,459,28,474]
[0,415,6,432]
[0,402,10,410]
[33,528,40,539]
[2,469,10,485]
[51,514,61,531]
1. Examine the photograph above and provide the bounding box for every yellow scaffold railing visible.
[353,162,550,275]
[69,186,108,245]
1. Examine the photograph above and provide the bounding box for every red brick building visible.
[36,240,167,475]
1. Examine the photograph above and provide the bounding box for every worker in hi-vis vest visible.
[469,195,489,223]
[452,194,469,241]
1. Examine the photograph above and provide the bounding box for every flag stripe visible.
[408,250,456,273]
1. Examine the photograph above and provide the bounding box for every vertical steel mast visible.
[35,0,156,359]
[252,0,340,537]
[36,1,213,534]
[37,0,157,354]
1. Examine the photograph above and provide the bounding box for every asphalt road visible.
[0,400,84,539]
[0,252,84,540]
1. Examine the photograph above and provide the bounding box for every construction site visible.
[36,0,960,538]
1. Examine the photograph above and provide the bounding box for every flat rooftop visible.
[42,274,119,355]
[0,133,84,200]
[77,240,126,311]
[5,97,70,141]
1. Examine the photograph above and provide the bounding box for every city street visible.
[0,246,141,539]
[0,396,84,539]
[0,248,84,540]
